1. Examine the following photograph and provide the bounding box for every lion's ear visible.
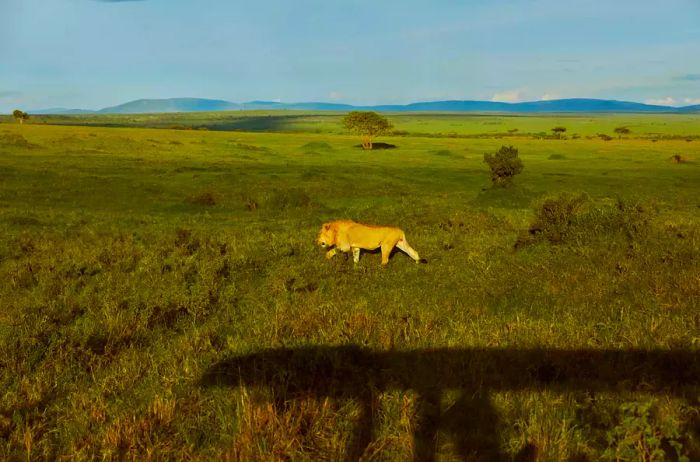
[323,223,331,230]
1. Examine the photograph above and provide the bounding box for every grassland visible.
[0,113,699,460]
[16,111,700,140]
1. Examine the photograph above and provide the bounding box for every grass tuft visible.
[190,191,219,206]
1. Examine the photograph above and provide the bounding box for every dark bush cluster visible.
[551,126,567,139]
[483,145,524,187]
[516,195,656,248]
[524,193,589,245]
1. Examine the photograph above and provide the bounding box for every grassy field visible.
[1,113,699,460]
[14,111,700,140]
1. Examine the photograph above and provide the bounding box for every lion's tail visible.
[396,236,423,263]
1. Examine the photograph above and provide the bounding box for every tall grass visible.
[0,118,698,460]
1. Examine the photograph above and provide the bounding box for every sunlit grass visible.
[0,116,698,460]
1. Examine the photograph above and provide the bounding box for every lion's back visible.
[345,222,404,249]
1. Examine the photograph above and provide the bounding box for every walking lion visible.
[316,220,427,266]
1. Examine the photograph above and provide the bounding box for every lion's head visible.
[316,222,336,248]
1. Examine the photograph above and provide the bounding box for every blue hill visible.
[28,97,700,114]
[97,97,241,114]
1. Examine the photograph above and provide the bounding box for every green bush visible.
[603,401,689,462]
[516,196,656,248]
[527,193,588,244]
[483,145,524,187]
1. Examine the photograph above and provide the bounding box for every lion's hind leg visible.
[380,242,396,266]
[396,239,427,263]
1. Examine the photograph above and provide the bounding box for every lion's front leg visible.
[326,248,339,259]
[352,247,361,263]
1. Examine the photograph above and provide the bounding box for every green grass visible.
[0,115,698,460]
[10,111,700,140]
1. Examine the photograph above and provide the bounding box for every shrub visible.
[551,126,567,139]
[483,145,524,187]
[243,198,258,211]
[605,199,655,241]
[526,193,589,244]
[603,401,689,462]
[613,126,631,138]
[670,154,685,164]
[516,196,655,248]
[598,133,613,141]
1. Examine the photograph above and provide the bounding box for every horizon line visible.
[24,96,700,113]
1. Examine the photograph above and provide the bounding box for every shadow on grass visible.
[36,115,308,132]
[353,142,398,150]
[201,346,700,461]
[206,115,307,132]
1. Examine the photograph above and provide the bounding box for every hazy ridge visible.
[29,97,700,115]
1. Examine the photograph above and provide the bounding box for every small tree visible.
[342,111,393,150]
[483,145,524,187]
[12,110,29,124]
[614,126,631,139]
[551,126,567,139]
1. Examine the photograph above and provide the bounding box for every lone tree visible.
[484,145,524,187]
[551,126,567,139]
[613,126,631,139]
[342,111,393,150]
[12,110,29,124]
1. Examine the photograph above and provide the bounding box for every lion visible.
[316,220,427,265]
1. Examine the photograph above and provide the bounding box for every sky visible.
[1,0,700,111]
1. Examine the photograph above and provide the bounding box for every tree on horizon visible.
[342,111,393,150]
[614,126,631,139]
[12,110,29,124]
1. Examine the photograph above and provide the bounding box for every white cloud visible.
[328,91,342,101]
[645,97,676,106]
[540,93,559,101]
[491,90,524,103]
[683,97,700,105]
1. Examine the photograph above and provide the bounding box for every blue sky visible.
[1,0,699,111]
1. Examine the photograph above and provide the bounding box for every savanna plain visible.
[1,112,699,461]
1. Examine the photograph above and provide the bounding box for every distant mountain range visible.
[29,97,700,115]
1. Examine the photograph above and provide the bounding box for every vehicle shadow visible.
[201,345,700,461]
